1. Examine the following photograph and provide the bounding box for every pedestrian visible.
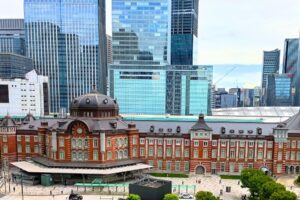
[13,187,15,192]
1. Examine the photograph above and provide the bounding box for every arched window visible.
[124,150,128,158]
[78,139,82,148]
[72,139,76,148]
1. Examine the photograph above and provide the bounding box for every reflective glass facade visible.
[110,65,166,114]
[171,0,198,65]
[0,19,25,56]
[24,0,107,113]
[261,49,280,90]
[266,74,292,106]
[0,53,33,79]
[112,0,170,65]
[166,65,212,115]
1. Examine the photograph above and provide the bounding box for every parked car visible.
[68,193,83,200]
[179,193,194,199]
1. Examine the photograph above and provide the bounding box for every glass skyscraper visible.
[261,49,280,105]
[0,19,25,56]
[266,74,292,106]
[24,0,107,113]
[282,38,300,106]
[171,0,198,65]
[112,0,170,65]
[110,0,212,115]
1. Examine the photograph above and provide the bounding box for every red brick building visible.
[1,91,300,177]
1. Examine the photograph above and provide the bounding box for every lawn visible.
[149,172,189,178]
[220,175,241,180]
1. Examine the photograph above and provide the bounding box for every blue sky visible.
[0,0,299,89]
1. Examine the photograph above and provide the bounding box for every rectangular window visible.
[221,141,226,147]
[248,150,254,159]
[185,140,189,146]
[93,138,98,148]
[3,145,8,153]
[221,163,225,172]
[176,139,181,145]
[59,151,65,160]
[286,151,290,160]
[184,162,189,172]
[278,151,282,160]
[258,141,264,148]
[212,140,217,146]
[203,149,208,158]
[158,139,163,145]
[287,141,291,148]
[239,163,244,172]
[249,141,254,147]
[297,152,300,160]
[184,149,189,157]
[166,161,172,171]
[84,139,88,148]
[277,164,282,173]
[194,141,199,147]
[167,139,172,145]
[298,141,300,148]
[230,141,235,147]
[230,163,235,172]
[292,141,296,148]
[107,151,112,160]
[149,139,154,144]
[17,135,21,142]
[148,160,154,167]
[267,141,273,148]
[133,148,137,157]
[203,141,208,147]
[167,147,171,157]
[212,149,217,158]
[221,149,226,158]
[140,148,145,156]
[93,150,98,160]
[34,145,39,153]
[107,138,111,147]
[17,144,22,153]
[25,136,30,142]
[239,149,244,159]
[248,163,253,168]
[158,147,162,157]
[158,160,163,170]
[59,137,64,147]
[175,148,180,157]
[34,136,38,142]
[267,151,272,159]
[132,137,137,145]
[149,147,153,156]
[291,152,295,160]
[175,162,180,171]
[230,149,235,158]
[2,135,7,142]
[26,145,30,153]
[258,151,263,159]
[140,138,145,144]
[240,141,245,147]
[193,149,198,158]
[278,142,283,148]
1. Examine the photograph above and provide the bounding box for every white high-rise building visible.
[0,70,49,116]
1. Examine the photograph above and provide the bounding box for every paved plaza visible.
[1,174,299,200]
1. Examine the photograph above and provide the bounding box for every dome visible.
[70,90,119,118]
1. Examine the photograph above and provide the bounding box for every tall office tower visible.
[261,49,280,104]
[0,53,33,79]
[171,0,198,65]
[106,35,113,64]
[265,74,292,106]
[165,65,212,115]
[24,0,107,113]
[282,38,300,106]
[0,19,25,55]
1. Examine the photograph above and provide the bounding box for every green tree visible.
[247,173,273,197]
[163,193,179,200]
[296,175,300,183]
[240,168,265,188]
[126,194,141,200]
[259,181,285,200]
[269,190,297,200]
[195,191,220,200]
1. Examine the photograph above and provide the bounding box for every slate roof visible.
[190,114,213,131]
[0,115,17,127]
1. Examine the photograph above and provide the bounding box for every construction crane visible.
[213,66,238,86]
